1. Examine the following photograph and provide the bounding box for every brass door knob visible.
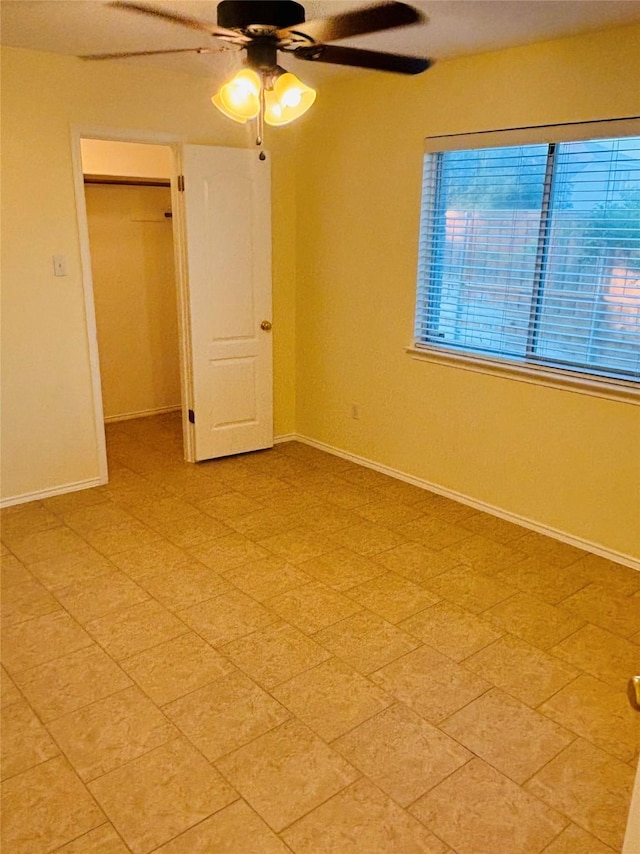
[260,320,272,331]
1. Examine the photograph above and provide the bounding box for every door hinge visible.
[188,409,195,424]
[177,175,185,192]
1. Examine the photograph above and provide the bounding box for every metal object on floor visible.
[628,676,640,711]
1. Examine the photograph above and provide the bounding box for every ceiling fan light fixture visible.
[212,67,261,122]
[264,72,316,126]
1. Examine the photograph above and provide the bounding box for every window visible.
[414,122,640,386]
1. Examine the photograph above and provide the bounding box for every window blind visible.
[415,123,640,383]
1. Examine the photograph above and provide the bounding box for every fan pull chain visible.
[256,81,265,147]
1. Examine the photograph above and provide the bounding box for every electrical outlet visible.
[350,402,361,420]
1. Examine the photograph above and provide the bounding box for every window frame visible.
[411,117,640,403]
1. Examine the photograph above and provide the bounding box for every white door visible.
[181,144,273,461]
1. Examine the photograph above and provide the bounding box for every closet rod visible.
[83,174,171,187]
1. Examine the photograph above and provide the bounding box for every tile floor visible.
[1,412,639,853]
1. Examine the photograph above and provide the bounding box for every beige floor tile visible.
[1,666,22,707]
[346,572,440,623]
[215,718,359,832]
[283,778,449,853]
[1,554,34,587]
[484,592,585,650]
[139,564,231,611]
[165,670,291,761]
[321,482,380,509]
[560,583,640,638]
[14,644,133,722]
[371,644,492,723]
[539,673,640,763]
[109,540,195,581]
[515,533,587,567]
[188,533,270,571]
[27,546,115,591]
[54,571,150,623]
[424,566,516,614]
[42,487,111,516]
[222,621,331,688]
[465,634,579,707]
[496,556,589,604]
[229,506,305,540]
[155,800,291,853]
[330,521,410,556]
[441,688,575,784]
[1,756,105,853]
[89,738,237,854]
[410,758,566,854]
[442,534,526,574]
[49,686,178,781]
[541,823,617,854]
[85,599,188,660]
[332,466,392,489]
[178,590,278,647]
[396,517,472,551]
[6,526,88,565]
[298,548,386,591]
[355,498,426,528]
[1,577,61,626]
[400,600,502,661]
[369,480,435,507]
[314,611,420,675]
[196,492,265,521]
[297,502,376,534]
[525,739,635,850]
[419,497,480,525]
[80,521,164,557]
[54,823,130,853]
[266,581,363,634]
[258,528,339,563]
[570,553,640,596]
[62,504,140,535]
[224,556,310,602]
[272,657,393,741]
[149,512,233,549]
[2,610,93,672]
[120,631,235,705]
[459,513,528,544]
[1,503,63,542]
[552,623,640,690]
[334,703,471,806]
[1,698,59,779]
[373,542,463,585]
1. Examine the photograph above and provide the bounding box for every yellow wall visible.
[85,184,180,421]
[0,46,297,501]
[80,139,173,179]
[294,24,640,560]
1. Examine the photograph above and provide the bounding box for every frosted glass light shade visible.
[212,68,261,123]
[264,72,316,126]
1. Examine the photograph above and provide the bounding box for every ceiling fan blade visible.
[109,2,247,42]
[279,1,424,44]
[294,43,432,75]
[80,47,223,60]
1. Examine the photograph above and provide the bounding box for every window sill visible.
[406,345,640,405]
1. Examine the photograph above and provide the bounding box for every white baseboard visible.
[293,433,640,573]
[0,477,106,509]
[104,405,181,424]
[273,433,297,444]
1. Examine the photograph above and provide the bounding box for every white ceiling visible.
[2,0,640,83]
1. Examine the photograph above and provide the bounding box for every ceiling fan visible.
[82,1,432,139]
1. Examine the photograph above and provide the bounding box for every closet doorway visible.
[81,139,182,438]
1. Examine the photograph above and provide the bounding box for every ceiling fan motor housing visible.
[217,1,306,30]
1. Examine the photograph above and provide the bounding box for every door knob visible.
[260,320,272,331]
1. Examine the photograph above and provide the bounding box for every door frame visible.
[70,125,196,483]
